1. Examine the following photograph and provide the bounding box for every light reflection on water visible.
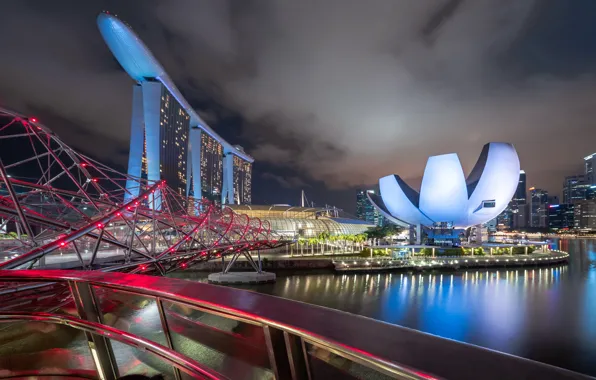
[179,239,596,376]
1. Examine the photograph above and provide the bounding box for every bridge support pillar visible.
[208,250,275,284]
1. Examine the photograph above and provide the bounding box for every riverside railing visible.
[0,269,588,380]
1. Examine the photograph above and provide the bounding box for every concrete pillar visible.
[222,152,234,204]
[125,84,145,201]
[432,247,435,257]
[525,246,528,255]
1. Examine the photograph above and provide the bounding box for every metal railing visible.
[0,270,589,380]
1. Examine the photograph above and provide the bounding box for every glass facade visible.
[498,170,526,229]
[574,200,596,230]
[548,204,574,230]
[529,188,548,228]
[233,155,252,204]
[229,205,374,237]
[563,174,590,204]
[200,133,223,202]
[585,153,595,185]
[158,86,189,198]
[356,189,383,227]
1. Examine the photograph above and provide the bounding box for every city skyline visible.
[1,1,596,213]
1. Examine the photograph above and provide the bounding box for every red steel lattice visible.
[0,108,282,274]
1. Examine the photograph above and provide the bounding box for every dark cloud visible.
[262,172,310,189]
[0,0,595,212]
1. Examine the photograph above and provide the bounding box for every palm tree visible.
[298,237,306,255]
[344,234,355,253]
[357,234,367,251]
[318,232,330,255]
[308,237,318,255]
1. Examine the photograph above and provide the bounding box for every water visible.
[180,239,596,376]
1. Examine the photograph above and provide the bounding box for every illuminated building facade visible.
[369,142,520,229]
[98,12,253,206]
[574,200,596,230]
[233,155,252,204]
[356,189,383,227]
[563,174,590,204]
[158,86,189,197]
[498,169,527,229]
[122,81,189,209]
[586,153,596,185]
[529,187,548,228]
[199,132,223,202]
[548,204,574,230]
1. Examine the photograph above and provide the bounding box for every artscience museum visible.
[368,142,520,234]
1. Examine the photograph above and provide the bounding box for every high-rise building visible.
[99,13,254,207]
[563,174,591,204]
[503,170,527,229]
[514,170,527,204]
[573,200,596,230]
[585,153,596,185]
[496,169,527,230]
[126,81,189,209]
[548,204,575,230]
[159,87,190,198]
[529,188,548,228]
[233,154,252,204]
[199,132,223,202]
[356,189,383,227]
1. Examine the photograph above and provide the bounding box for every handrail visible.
[0,312,224,379]
[0,270,589,380]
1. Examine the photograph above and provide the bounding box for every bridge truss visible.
[0,108,283,274]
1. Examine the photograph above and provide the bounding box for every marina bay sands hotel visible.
[97,13,252,206]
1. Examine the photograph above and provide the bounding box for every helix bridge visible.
[0,107,285,275]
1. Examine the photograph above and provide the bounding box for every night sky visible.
[1,0,596,214]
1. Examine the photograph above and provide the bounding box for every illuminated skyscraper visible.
[574,200,596,230]
[529,187,548,228]
[98,12,254,206]
[233,154,252,204]
[498,169,526,229]
[548,204,574,230]
[563,174,590,204]
[356,189,383,227]
[158,88,189,197]
[199,132,223,202]
[585,153,595,185]
[125,81,189,209]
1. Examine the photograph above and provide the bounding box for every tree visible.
[308,237,318,255]
[318,232,331,255]
[298,237,306,255]
[354,234,366,251]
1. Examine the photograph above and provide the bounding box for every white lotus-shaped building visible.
[368,143,520,228]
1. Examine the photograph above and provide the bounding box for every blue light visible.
[549,204,560,208]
